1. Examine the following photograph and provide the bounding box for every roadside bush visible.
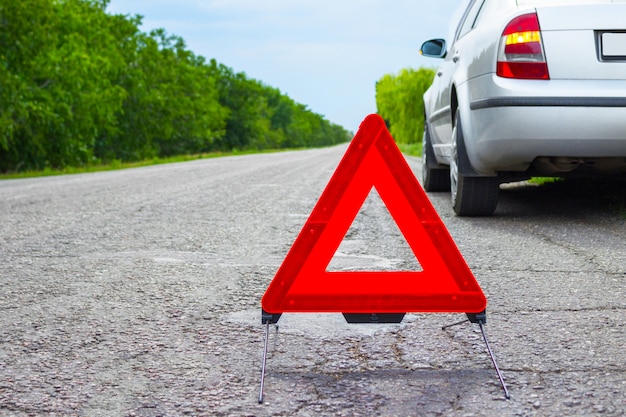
[375,67,435,145]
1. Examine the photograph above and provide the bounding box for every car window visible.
[457,0,487,39]
[447,0,473,45]
[470,0,489,29]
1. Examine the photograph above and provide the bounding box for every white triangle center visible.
[326,188,423,272]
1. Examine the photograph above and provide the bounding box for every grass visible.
[0,148,291,180]
[528,177,562,185]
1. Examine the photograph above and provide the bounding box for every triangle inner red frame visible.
[262,114,486,314]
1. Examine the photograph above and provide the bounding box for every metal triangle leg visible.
[443,311,510,400]
[259,322,271,404]
[259,310,281,404]
[478,321,510,400]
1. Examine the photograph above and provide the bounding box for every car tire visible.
[421,125,451,192]
[450,114,499,217]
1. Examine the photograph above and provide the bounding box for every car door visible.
[429,0,487,162]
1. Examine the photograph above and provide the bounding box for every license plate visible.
[601,32,626,58]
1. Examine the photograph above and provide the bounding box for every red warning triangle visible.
[262,114,486,314]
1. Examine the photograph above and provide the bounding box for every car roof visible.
[477,0,625,24]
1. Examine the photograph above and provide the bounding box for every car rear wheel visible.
[450,114,499,217]
[421,125,451,192]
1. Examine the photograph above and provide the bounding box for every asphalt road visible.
[0,145,624,417]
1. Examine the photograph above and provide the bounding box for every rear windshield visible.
[518,0,626,5]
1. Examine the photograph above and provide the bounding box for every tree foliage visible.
[0,0,350,173]
[375,67,435,144]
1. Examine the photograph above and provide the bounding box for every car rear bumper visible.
[463,75,626,175]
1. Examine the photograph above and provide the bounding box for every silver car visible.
[420,0,626,216]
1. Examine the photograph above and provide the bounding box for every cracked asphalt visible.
[0,145,624,416]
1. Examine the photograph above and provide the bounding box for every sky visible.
[106,0,463,132]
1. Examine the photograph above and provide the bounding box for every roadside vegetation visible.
[0,149,302,179]
[375,67,435,147]
[0,0,350,175]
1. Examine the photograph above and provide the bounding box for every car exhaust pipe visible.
[534,157,584,173]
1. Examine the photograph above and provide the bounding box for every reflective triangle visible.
[261,114,486,314]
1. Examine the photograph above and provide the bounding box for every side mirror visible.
[420,39,447,59]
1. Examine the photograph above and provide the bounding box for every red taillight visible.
[497,13,549,80]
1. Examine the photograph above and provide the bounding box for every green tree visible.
[0,0,127,171]
[99,29,227,161]
[0,0,349,173]
[209,61,271,151]
[376,67,435,144]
